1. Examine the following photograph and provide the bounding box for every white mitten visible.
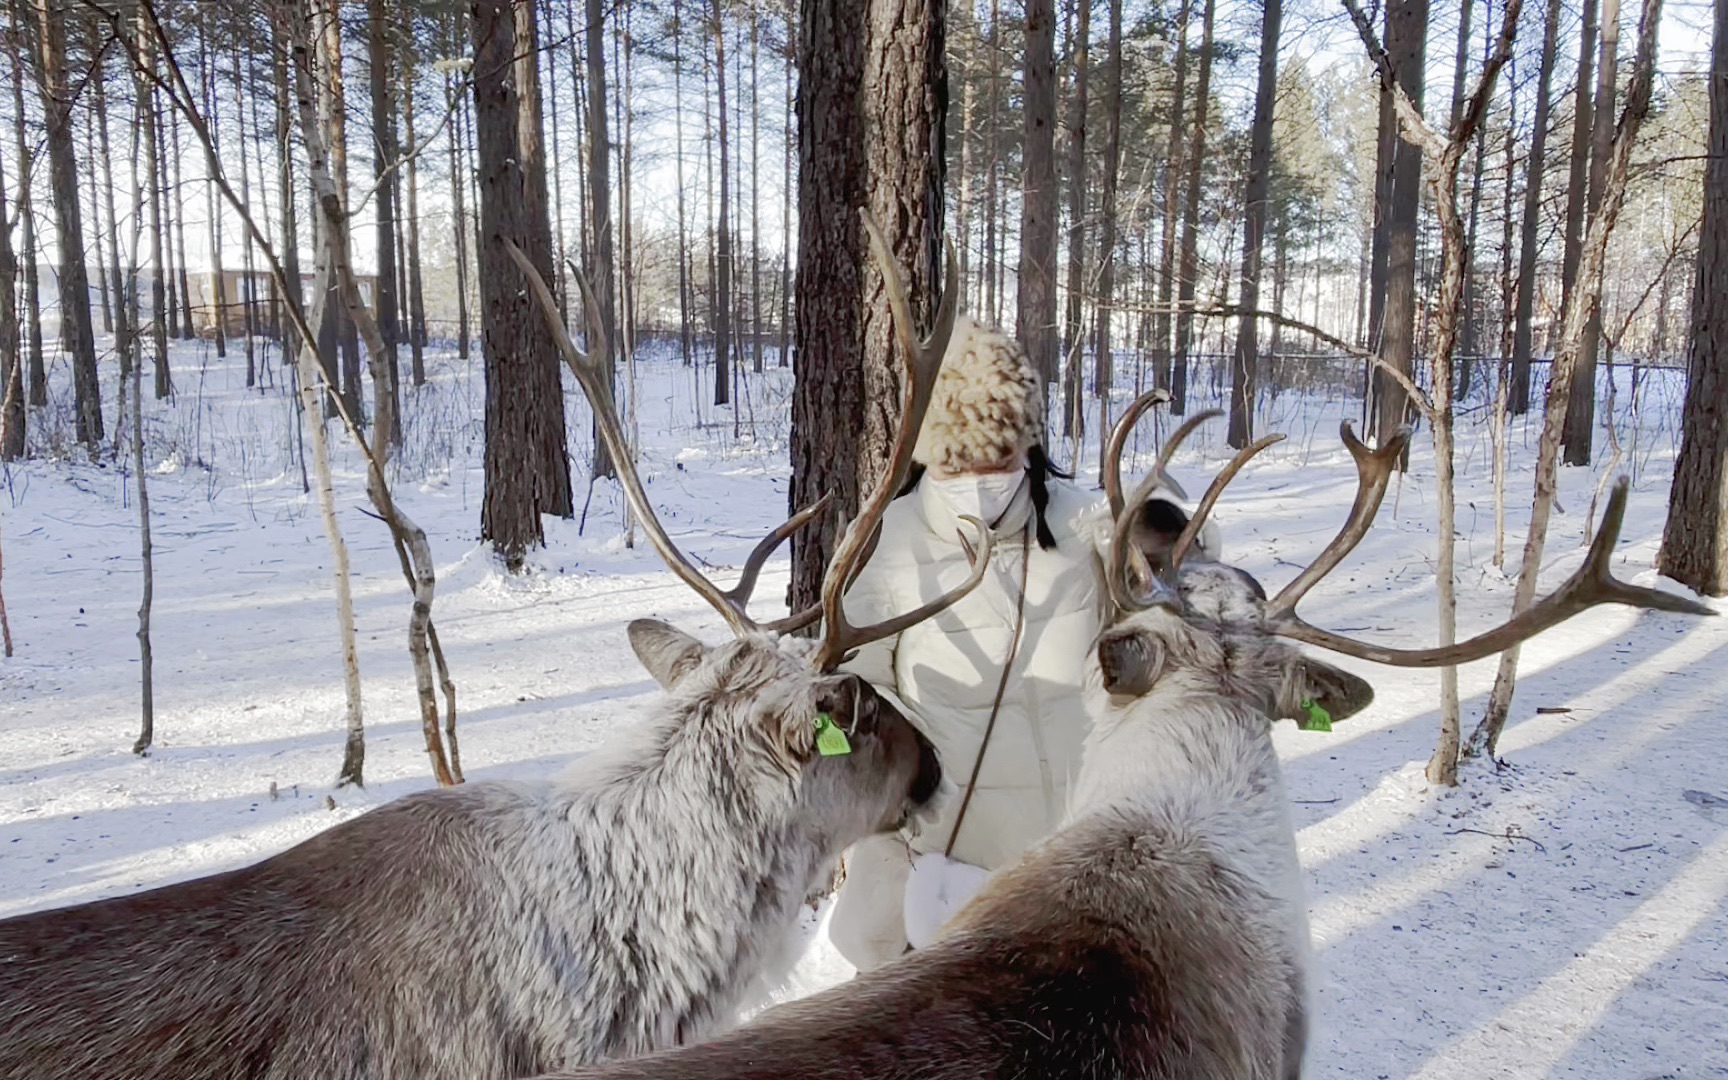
[902,851,992,950]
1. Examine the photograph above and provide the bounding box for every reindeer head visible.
[1094,395,1714,728]
[509,211,980,841]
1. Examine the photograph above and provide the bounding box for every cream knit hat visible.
[912,317,1046,472]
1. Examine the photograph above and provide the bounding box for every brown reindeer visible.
[0,214,985,1080]
[530,399,1712,1080]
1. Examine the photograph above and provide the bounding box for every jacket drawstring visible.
[944,525,1033,859]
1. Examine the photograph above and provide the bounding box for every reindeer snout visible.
[909,729,942,808]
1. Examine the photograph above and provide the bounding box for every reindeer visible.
[0,214,985,1080]
[528,397,1712,1080]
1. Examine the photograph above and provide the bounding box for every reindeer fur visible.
[535,565,1370,1080]
[0,623,940,1080]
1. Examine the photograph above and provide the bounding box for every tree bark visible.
[199,20,227,360]
[402,43,426,384]
[1368,0,1427,453]
[1061,0,1089,439]
[1093,0,1124,437]
[1172,0,1214,415]
[33,0,103,448]
[790,0,945,612]
[585,0,618,473]
[1017,0,1058,386]
[369,0,402,446]
[9,0,45,409]
[472,0,574,566]
[0,95,19,461]
[1660,0,1728,596]
[1563,0,1620,466]
[1229,0,1282,449]
[1152,0,1190,394]
[711,0,732,406]
[1558,0,1598,365]
[1510,0,1564,416]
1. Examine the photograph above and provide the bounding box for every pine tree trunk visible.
[33,0,103,448]
[1510,0,1563,416]
[1558,0,1598,361]
[673,0,692,366]
[983,0,1000,325]
[1093,0,1124,432]
[1016,0,1058,386]
[1152,0,1190,393]
[790,0,945,612]
[1061,0,1089,440]
[139,15,167,400]
[0,102,19,461]
[369,0,401,447]
[585,0,619,473]
[1659,0,1727,596]
[779,8,792,368]
[234,38,259,389]
[1370,0,1427,452]
[1229,0,1281,450]
[90,19,123,352]
[1563,0,1619,466]
[403,44,426,384]
[1172,0,1214,416]
[200,21,227,360]
[748,8,762,374]
[711,0,732,406]
[10,1,44,410]
[446,23,471,361]
[273,16,304,381]
[84,75,110,340]
[473,0,575,566]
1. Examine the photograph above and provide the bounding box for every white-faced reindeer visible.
[528,396,1712,1080]
[0,216,986,1080]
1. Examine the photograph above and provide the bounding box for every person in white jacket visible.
[827,317,1214,971]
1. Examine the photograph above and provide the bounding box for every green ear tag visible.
[1298,698,1333,732]
[814,712,853,756]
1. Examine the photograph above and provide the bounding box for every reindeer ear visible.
[1098,632,1166,698]
[628,620,710,689]
[1279,655,1375,726]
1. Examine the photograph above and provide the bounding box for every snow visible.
[2,338,1725,1077]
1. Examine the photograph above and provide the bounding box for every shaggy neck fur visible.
[1071,671,1306,933]
[535,651,840,1056]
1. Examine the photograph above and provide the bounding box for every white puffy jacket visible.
[828,474,1105,969]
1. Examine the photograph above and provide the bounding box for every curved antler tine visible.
[508,238,758,637]
[1108,467,1185,612]
[812,213,961,670]
[860,209,961,500]
[761,603,824,637]
[815,518,995,668]
[1268,477,1714,668]
[1104,389,1173,517]
[1152,409,1223,495]
[1264,421,1409,621]
[723,493,833,610]
[1166,433,1285,571]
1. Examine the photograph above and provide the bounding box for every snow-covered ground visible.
[1,337,1724,1078]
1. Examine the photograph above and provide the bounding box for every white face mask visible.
[928,470,1027,526]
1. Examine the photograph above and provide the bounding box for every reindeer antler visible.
[1101,401,1277,611]
[809,210,990,671]
[1266,473,1714,666]
[506,239,826,637]
[1262,422,1411,623]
